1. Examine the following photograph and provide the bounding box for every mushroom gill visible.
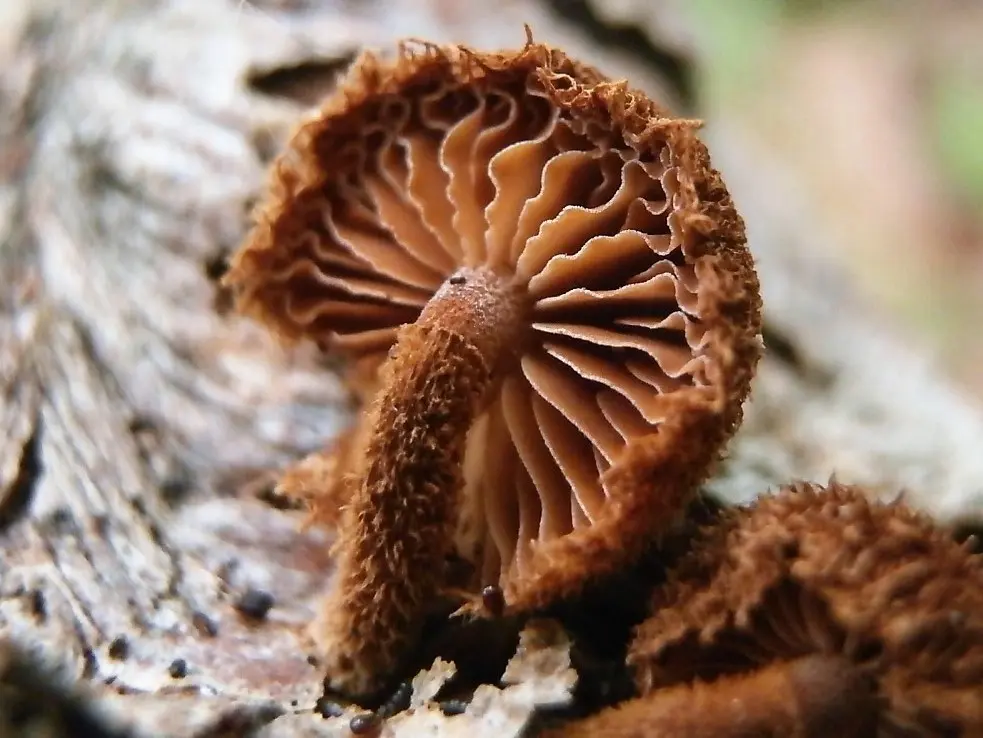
[560,481,983,737]
[224,35,761,697]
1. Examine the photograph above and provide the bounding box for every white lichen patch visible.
[256,619,576,738]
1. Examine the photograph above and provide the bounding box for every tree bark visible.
[1,0,981,736]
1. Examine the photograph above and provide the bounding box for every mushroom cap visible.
[630,481,983,736]
[225,38,761,608]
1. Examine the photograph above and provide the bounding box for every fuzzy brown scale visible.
[224,33,762,699]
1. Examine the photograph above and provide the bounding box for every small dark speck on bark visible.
[159,472,191,506]
[246,56,357,107]
[235,588,275,620]
[349,712,383,736]
[377,681,412,718]
[314,696,345,719]
[28,589,46,620]
[438,698,468,716]
[46,507,77,536]
[192,610,219,637]
[0,421,43,533]
[108,636,129,661]
[82,650,98,679]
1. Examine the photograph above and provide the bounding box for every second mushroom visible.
[224,36,762,697]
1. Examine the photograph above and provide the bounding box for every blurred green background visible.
[687,0,983,397]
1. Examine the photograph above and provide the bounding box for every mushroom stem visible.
[315,267,529,697]
[542,655,879,738]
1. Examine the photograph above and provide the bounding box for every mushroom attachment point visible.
[554,482,983,737]
[224,35,762,697]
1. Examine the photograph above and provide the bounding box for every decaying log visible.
[1,0,981,736]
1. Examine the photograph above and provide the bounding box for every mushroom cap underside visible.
[225,39,761,601]
[630,482,983,736]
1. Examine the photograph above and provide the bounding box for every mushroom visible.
[551,481,983,736]
[223,34,762,697]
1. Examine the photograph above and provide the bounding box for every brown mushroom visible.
[552,481,983,737]
[223,33,762,697]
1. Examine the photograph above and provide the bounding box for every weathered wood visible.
[1,0,981,736]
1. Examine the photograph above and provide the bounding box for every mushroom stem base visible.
[314,267,528,698]
[541,655,878,738]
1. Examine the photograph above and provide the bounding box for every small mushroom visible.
[224,34,761,697]
[555,481,983,736]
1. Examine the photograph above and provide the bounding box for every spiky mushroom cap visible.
[629,481,983,736]
[224,36,761,610]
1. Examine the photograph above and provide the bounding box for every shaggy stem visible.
[315,267,529,698]
[545,655,878,738]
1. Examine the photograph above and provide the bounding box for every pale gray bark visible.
[0,0,981,736]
